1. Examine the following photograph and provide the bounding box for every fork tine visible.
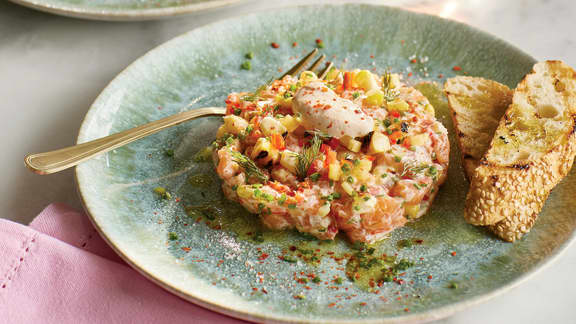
[318,61,334,80]
[279,48,318,79]
[307,54,326,74]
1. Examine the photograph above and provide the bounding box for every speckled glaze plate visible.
[75,4,576,323]
[7,0,245,21]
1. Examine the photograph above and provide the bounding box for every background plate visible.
[7,0,245,21]
[75,4,576,323]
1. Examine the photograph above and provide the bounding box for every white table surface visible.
[1,0,575,323]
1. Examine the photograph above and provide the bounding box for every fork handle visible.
[24,107,226,175]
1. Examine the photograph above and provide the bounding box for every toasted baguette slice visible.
[465,61,576,232]
[444,77,513,179]
[445,77,538,241]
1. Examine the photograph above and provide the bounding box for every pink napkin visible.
[0,203,246,323]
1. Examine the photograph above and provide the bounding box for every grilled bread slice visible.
[464,61,576,238]
[445,77,538,241]
[444,77,513,179]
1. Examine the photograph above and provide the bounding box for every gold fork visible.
[25,48,333,175]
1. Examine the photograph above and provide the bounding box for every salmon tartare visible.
[212,68,449,243]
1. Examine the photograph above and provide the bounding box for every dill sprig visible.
[231,151,269,183]
[241,78,274,102]
[296,132,323,180]
[400,160,428,177]
[382,70,400,102]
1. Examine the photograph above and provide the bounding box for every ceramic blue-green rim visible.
[7,0,246,21]
[74,4,576,323]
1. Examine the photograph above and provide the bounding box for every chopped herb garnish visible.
[241,61,251,70]
[312,277,322,283]
[168,232,178,241]
[245,52,254,59]
[448,282,459,289]
[231,151,269,183]
[233,108,242,116]
[382,70,400,102]
[231,184,238,191]
[164,149,174,157]
[309,173,321,182]
[396,259,414,270]
[295,132,322,180]
[397,239,413,249]
[278,193,287,205]
[335,277,343,285]
[154,187,171,200]
[283,255,297,263]
[394,155,402,163]
[360,184,367,192]
[346,176,354,183]
[288,203,297,209]
[352,92,360,99]
[341,163,351,172]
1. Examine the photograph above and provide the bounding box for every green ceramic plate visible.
[75,4,576,323]
[7,0,245,21]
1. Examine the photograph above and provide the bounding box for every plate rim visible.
[74,3,576,323]
[7,0,246,21]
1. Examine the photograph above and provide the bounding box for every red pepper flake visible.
[181,247,191,252]
[258,253,269,261]
[271,42,280,49]
[370,55,375,59]
[419,257,425,261]
[289,246,297,251]
[292,42,298,47]
[407,72,413,77]
[404,308,410,312]
[437,73,444,78]
[452,65,462,71]
[451,251,457,256]
[252,287,258,291]
[359,302,367,307]
[410,58,417,64]
[315,38,323,44]
[261,288,268,294]
[401,40,405,45]
[415,239,424,244]
[427,275,433,280]
[328,303,336,308]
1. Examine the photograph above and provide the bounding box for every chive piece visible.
[241,61,251,70]
[309,173,321,182]
[164,149,174,157]
[154,187,171,200]
[278,193,287,205]
[360,184,367,192]
[283,255,297,263]
[312,277,322,283]
[245,52,254,59]
[288,204,297,209]
[168,232,178,241]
